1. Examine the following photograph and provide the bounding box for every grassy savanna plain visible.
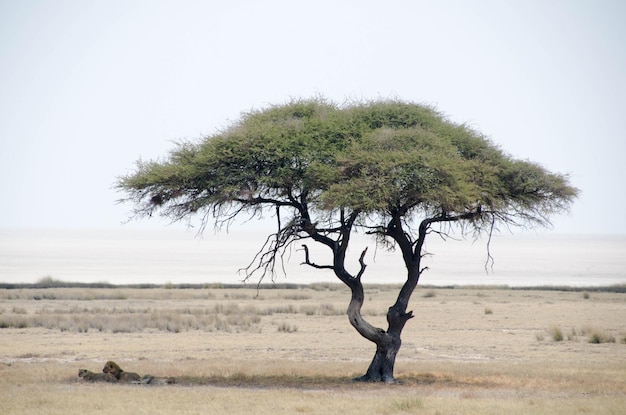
[0,284,624,414]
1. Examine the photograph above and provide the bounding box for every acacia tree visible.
[117,98,578,383]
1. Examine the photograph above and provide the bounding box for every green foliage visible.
[117,97,578,290]
[118,97,577,230]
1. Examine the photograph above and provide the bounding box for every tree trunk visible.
[354,332,401,383]
[349,216,426,382]
[346,276,413,383]
[303,213,423,383]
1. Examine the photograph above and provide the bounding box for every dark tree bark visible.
[300,209,430,383]
[343,266,420,382]
[348,278,406,383]
[344,211,422,382]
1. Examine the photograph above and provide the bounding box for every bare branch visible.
[238,215,304,282]
[484,214,496,274]
[356,247,368,280]
[299,244,334,270]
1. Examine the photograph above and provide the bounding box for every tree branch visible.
[355,247,368,280]
[299,244,334,270]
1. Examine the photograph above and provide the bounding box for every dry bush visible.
[582,326,616,344]
[0,304,262,333]
[540,324,619,344]
[277,322,298,333]
[549,325,564,342]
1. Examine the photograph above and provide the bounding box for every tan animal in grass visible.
[137,374,177,385]
[102,360,141,382]
[78,369,118,383]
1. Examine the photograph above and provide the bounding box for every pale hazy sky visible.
[1,0,624,234]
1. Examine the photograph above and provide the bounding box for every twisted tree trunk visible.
[301,210,427,383]
[347,271,417,383]
[348,214,425,383]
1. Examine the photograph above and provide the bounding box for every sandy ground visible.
[0,286,624,414]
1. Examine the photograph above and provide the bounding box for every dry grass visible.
[0,285,625,414]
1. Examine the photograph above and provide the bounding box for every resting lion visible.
[102,360,141,382]
[137,374,177,385]
[78,369,118,383]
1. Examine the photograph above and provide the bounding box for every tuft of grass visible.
[586,328,615,344]
[277,322,298,333]
[484,308,493,315]
[546,325,564,342]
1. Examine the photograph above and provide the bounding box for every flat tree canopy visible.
[117,98,578,382]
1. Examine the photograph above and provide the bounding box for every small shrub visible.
[422,290,436,298]
[588,330,615,344]
[484,308,493,315]
[582,291,590,299]
[14,319,29,329]
[580,325,615,344]
[277,322,298,333]
[35,276,67,288]
[549,325,564,342]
